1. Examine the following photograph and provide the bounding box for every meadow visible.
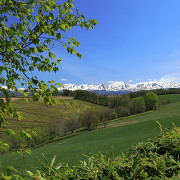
[0,94,180,172]
[160,93,180,103]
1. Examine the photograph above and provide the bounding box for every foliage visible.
[64,89,160,118]
[64,118,80,133]
[52,91,63,96]
[129,88,180,98]
[109,96,127,108]
[115,106,129,117]
[79,109,116,131]
[3,126,180,179]
[0,142,9,154]
[0,0,97,151]
[145,92,159,111]
[129,97,146,114]
[62,89,75,97]
[80,110,99,130]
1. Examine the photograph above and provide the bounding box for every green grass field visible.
[0,94,180,172]
[160,93,180,103]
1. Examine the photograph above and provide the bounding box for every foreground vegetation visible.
[1,125,180,179]
[31,126,180,179]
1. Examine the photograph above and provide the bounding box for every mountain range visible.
[1,82,180,96]
[60,82,180,95]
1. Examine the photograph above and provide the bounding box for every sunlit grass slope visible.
[160,93,180,103]
[110,97,180,124]
[1,95,180,172]
[0,97,111,138]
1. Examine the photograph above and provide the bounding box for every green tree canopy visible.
[129,97,146,114]
[0,0,97,149]
[144,92,158,111]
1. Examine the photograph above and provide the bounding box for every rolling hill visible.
[0,94,180,172]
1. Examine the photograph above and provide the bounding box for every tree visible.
[144,92,158,111]
[0,0,97,151]
[129,97,146,115]
[80,110,99,131]
[65,118,79,133]
[109,97,124,108]
[122,94,130,107]
[63,89,72,96]
[102,109,117,120]
[116,106,129,118]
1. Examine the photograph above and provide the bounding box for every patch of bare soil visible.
[99,121,139,129]
[0,97,22,102]
[55,96,74,99]
[38,96,74,101]
[1,96,73,102]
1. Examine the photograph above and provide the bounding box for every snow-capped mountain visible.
[60,82,180,93]
[1,82,180,96]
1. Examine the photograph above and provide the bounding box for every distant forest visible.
[54,88,180,120]
[128,88,180,98]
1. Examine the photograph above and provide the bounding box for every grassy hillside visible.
[159,93,180,103]
[1,94,180,172]
[0,97,112,140]
[109,97,180,125]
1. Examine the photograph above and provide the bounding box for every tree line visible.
[62,89,159,118]
[128,88,180,98]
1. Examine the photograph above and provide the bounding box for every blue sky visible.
[40,0,180,85]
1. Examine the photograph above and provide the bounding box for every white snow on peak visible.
[1,81,180,93]
[62,81,180,92]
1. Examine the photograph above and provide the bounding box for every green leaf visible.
[5,166,15,176]
[58,82,62,88]
[25,149,32,154]
[17,115,22,120]
[25,133,32,139]
[1,176,12,180]
[32,131,37,136]
[57,58,62,64]
[24,91,30,97]
[2,143,9,150]
[24,98,28,102]
[56,33,62,40]
[26,171,34,177]
[60,24,66,31]
[50,80,55,84]
[77,53,82,58]
[18,90,23,94]
[50,156,56,167]
[6,129,16,135]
